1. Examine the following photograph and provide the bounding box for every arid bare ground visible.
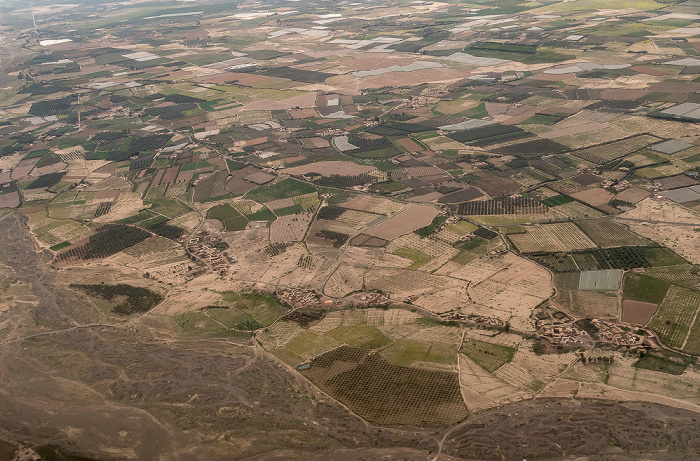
[439,399,700,461]
[1,212,700,461]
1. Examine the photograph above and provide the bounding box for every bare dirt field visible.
[284,161,375,176]
[622,300,658,325]
[440,399,700,460]
[365,205,440,240]
[617,198,700,263]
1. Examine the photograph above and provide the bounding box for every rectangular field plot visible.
[578,270,622,291]
[325,326,394,349]
[508,222,597,253]
[245,178,316,203]
[646,286,700,349]
[548,200,604,219]
[269,211,313,243]
[461,339,515,373]
[621,300,658,325]
[535,247,653,272]
[340,194,406,216]
[575,219,651,248]
[172,312,252,339]
[303,346,469,427]
[682,310,700,355]
[217,291,290,328]
[634,350,690,376]
[645,265,700,290]
[623,274,671,304]
[535,254,580,272]
[568,291,620,319]
[379,339,458,368]
[272,330,343,366]
[572,134,659,165]
[365,204,440,241]
[388,233,459,272]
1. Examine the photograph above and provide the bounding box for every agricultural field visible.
[7,0,700,457]
[645,265,700,291]
[623,274,671,305]
[574,220,651,248]
[70,283,163,316]
[618,199,700,264]
[508,222,597,253]
[572,135,659,165]
[206,204,248,231]
[646,286,700,350]
[461,339,516,373]
[303,346,468,427]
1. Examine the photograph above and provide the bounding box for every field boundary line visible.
[680,301,700,351]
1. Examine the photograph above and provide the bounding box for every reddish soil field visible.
[136,182,149,195]
[94,190,120,201]
[571,188,614,206]
[630,66,670,76]
[572,173,603,186]
[160,166,180,185]
[397,138,424,152]
[288,108,318,119]
[152,169,165,186]
[176,170,195,183]
[622,300,658,325]
[17,204,46,215]
[471,173,523,197]
[598,89,650,100]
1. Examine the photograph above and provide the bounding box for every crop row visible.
[456,197,548,216]
[55,225,151,262]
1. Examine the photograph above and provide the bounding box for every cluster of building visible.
[440,311,467,322]
[471,315,506,329]
[186,232,231,275]
[407,96,429,109]
[437,312,505,329]
[536,324,587,346]
[591,319,645,347]
[318,128,347,137]
[276,288,336,308]
[357,291,390,307]
[600,179,631,192]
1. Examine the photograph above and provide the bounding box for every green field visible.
[682,310,700,355]
[206,204,248,231]
[273,331,342,366]
[646,286,700,349]
[325,326,393,349]
[638,247,687,267]
[522,114,563,125]
[245,178,316,203]
[623,274,671,304]
[173,312,252,338]
[460,339,515,372]
[246,206,276,222]
[149,198,191,219]
[393,247,433,270]
[644,265,700,291]
[219,291,289,327]
[380,340,458,367]
[49,241,71,251]
[181,160,212,171]
[634,350,690,375]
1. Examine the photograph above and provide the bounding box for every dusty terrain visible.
[1,212,700,460]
